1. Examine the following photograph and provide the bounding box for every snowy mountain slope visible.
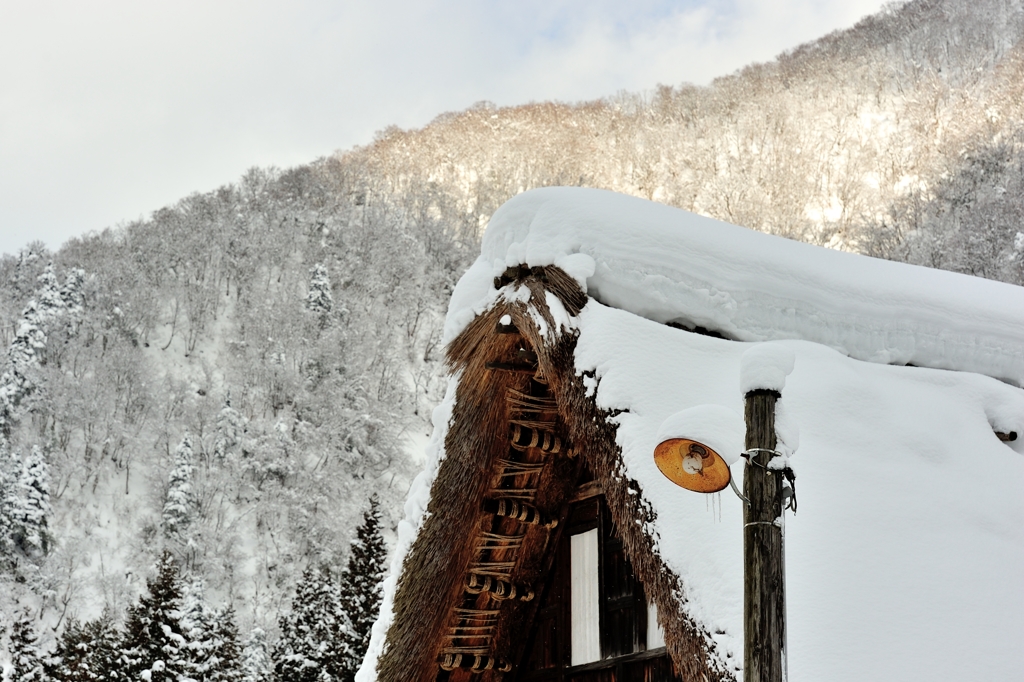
[348,0,1024,282]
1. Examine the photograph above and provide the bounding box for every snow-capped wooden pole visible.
[744,389,785,682]
[741,344,795,682]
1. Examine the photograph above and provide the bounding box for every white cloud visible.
[0,0,887,257]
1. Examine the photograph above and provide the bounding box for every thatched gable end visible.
[372,265,732,682]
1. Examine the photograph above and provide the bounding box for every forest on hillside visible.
[1,0,1023,678]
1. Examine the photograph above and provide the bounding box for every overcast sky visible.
[0,0,889,258]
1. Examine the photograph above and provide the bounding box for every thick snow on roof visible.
[447,187,1024,385]
[574,301,1024,680]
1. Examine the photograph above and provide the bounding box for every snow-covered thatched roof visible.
[449,187,1024,385]
[361,188,1024,682]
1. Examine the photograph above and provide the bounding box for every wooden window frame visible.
[517,494,679,681]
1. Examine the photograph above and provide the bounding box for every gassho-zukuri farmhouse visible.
[355,188,1024,682]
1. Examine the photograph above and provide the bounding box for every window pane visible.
[647,600,666,649]
[571,528,600,665]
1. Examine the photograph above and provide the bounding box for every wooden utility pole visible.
[743,389,786,682]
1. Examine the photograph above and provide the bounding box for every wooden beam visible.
[744,389,786,682]
[571,479,603,502]
[485,361,536,373]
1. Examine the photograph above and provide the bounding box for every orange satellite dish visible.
[654,438,731,493]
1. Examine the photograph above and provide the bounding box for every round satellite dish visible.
[654,438,731,493]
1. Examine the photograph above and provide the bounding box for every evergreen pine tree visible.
[338,494,387,680]
[59,268,86,318]
[305,263,334,328]
[207,605,243,682]
[214,394,246,460]
[0,300,42,442]
[0,262,68,441]
[45,615,87,681]
[162,433,196,541]
[79,612,122,681]
[273,564,353,682]
[11,248,43,302]
[240,627,273,682]
[46,611,122,682]
[11,446,51,557]
[0,445,17,567]
[179,578,217,681]
[45,615,121,682]
[120,552,188,682]
[8,606,45,682]
[34,263,66,326]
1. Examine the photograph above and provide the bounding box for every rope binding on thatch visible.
[510,422,563,453]
[438,653,512,673]
[482,498,556,528]
[467,560,518,578]
[475,531,526,551]
[464,573,535,602]
[495,459,546,477]
[505,388,556,412]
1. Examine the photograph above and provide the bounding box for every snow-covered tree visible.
[180,578,218,680]
[162,433,196,541]
[338,494,387,678]
[240,628,273,682]
[9,446,51,558]
[120,552,188,682]
[0,306,42,443]
[45,611,121,682]
[45,616,87,681]
[34,263,66,322]
[7,607,45,682]
[0,263,69,442]
[176,579,240,680]
[0,445,16,567]
[207,605,243,682]
[273,564,353,682]
[59,268,86,318]
[214,394,247,460]
[305,263,334,328]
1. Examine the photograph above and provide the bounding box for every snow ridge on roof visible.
[451,187,1024,385]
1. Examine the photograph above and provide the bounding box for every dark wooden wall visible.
[513,495,681,682]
